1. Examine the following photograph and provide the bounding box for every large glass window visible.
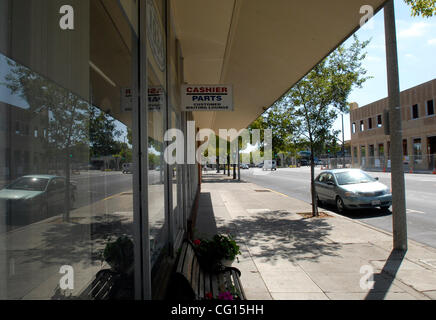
[146,0,167,266]
[0,0,136,299]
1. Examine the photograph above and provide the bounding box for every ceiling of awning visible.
[172,0,387,134]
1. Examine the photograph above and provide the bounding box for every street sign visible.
[181,85,233,111]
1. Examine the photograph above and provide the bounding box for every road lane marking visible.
[264,188,289,198]
[407,209,426,214]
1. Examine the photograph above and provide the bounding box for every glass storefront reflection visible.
[0,0,135,299]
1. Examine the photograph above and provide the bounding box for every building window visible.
[34,128,38,138]
[377,115,382,128]
[413,138,422,160]
[360,120,364,131]
[368,118,373,130]
[403,139,408,156]
[412,104,419,119]
[352,122,356,134]
[427,100,434,116]
[15,121,20,134]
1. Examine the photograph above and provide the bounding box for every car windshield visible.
[335,171,376,186]
[6,177,49,191]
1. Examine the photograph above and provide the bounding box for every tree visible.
[89,106,122,158]
[279,35,371,217]
[3,59,90,221]
[248,104,296,159]
[404,0,436,17]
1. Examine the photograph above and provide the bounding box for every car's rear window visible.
[335,171,375,186]
[7,177,49,191]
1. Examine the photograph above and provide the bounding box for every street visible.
[240,167,436,249]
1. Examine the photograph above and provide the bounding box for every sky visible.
[336,0,436,141]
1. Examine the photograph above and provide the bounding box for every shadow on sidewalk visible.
[17,213,133,267]
[195,191,342,263]
[364,249,406,300]
[201,173,247,184]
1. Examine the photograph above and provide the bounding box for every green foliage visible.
[193,234,241,272]
[404,0,436,17]
[89,106,122,158]
[102,236,134,274]
[280,35,370,151]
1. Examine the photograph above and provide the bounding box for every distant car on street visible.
[314,169,392,213]
[0,175,77,226]
[256,162,264,168]
[240,164,249,169]
[263,160,277,171]
[299,159,310,166]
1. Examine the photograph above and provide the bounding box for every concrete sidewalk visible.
[195,172,436,300]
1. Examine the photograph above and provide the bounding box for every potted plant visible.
[102,236,134,275]
[193,234,241,272]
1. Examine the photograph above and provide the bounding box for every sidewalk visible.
[0,191,134,299]
[195,172,436,300]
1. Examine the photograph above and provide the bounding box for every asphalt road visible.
[240,167,436,249]
[71,170,163,210]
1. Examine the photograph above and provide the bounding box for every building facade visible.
[350,79,436,172]
[0,0,388,300]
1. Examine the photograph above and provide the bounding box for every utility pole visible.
[342,113,345,168]
[384,0,407,251]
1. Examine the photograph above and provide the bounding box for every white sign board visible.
[148,86,165,111]
[181,85,233,111]
[121,86,166,112]
[121,87,133,112]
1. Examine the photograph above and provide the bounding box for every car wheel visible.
[381,205,390,212]
[336,196,346,214]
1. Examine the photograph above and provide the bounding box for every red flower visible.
[205,292,213,300]
[193,239,201,246]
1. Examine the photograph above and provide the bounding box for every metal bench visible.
[171,240,246,300]
[78,268,133,300]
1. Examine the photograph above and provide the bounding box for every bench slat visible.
[191,258,199,298]
[182,244,195,282]
[204,272,211,298]
[231,270,246,300]
[176,242,189,273]
[211,273,219,299]
[199,268,205,298]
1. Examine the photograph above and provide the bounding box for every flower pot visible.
[221,259,234,268]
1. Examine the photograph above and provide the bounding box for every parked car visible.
[263,160,277,171]
[256,162,264,168]
[299,159,310,166]
[0,175,77,226]
[314,169,392,213]
[240,164,249,169]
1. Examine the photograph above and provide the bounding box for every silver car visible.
[0,175,76,226]
[315,169,392,213]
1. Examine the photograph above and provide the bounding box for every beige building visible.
[350,79,436,171]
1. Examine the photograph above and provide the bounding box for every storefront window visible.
[0,0,135,299]
[147,0,167,266]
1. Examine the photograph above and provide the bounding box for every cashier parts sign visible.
[181,85,233,111]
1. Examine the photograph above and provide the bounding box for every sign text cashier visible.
[181,85,233,111]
